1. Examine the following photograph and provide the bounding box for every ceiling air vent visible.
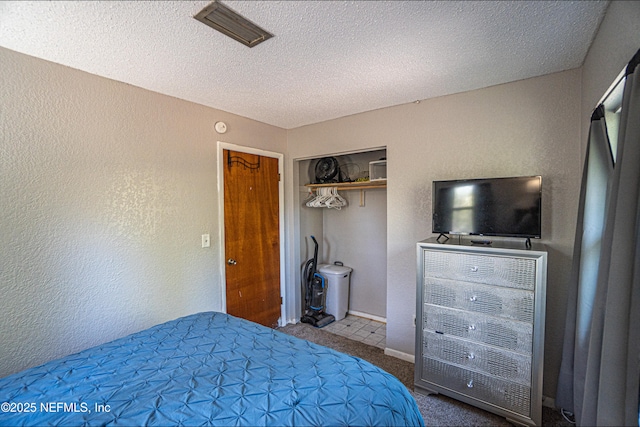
[194,1,273,48]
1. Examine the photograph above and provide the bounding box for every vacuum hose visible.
[301,258,314,314]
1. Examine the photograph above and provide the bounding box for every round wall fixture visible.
[214,121,227,134]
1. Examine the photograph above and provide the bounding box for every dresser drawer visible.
[423,331,532,385]
[424,278,534,322]
[424,305,533,353]
[421,357,531,416]
[423,250,536,291]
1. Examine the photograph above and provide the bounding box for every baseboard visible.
[281,317,299,327]
[542,395,555,409]
[347,310,387,323]
[384,347,415,363]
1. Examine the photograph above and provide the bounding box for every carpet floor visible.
[278,322,573,426]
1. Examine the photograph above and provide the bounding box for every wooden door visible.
[223,149,281,327]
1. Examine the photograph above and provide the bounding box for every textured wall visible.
[581,1,640,148]
[286,68,582,399]
[385,70,582,400]
[0,47,286,377]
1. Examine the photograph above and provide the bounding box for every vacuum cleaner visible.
[301,236,335,328]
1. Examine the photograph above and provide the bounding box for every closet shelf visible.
[305,180,387,191]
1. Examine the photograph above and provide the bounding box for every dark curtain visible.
[556,49,640,426]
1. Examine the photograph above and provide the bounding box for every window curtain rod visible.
[625,47,640,75]
[594,49,640,111]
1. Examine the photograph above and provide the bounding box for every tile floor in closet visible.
[322,314,386,349]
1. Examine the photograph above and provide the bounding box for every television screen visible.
[432,176,542,239]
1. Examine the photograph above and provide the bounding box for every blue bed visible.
[0,312,424,426]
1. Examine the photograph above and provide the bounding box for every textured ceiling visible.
[0,1,609,129]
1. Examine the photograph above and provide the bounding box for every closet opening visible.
[294,148,387,334]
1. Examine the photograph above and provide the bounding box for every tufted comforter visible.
[0,312,424,426]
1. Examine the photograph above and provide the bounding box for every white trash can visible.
[318,263,352,321]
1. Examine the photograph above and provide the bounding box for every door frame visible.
[216,141,286,326]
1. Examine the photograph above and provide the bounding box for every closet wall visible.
[298,149,387,320]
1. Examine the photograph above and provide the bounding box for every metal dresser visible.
[415,237,547,426]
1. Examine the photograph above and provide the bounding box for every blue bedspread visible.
[0,312,424,426]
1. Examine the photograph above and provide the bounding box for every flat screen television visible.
[432,175,542,240]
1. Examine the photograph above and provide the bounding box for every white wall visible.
[286,69,582,398]
[0,47,287,377]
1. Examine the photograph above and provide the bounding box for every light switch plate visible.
[201,234,210,248]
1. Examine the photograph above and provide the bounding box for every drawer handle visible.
[466,352,475,360]
[468,324,476,331]
[470,266,479,272]
[469,296,477,302]
[467,380,474,388]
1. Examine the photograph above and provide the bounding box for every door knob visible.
[227,258,237,265]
